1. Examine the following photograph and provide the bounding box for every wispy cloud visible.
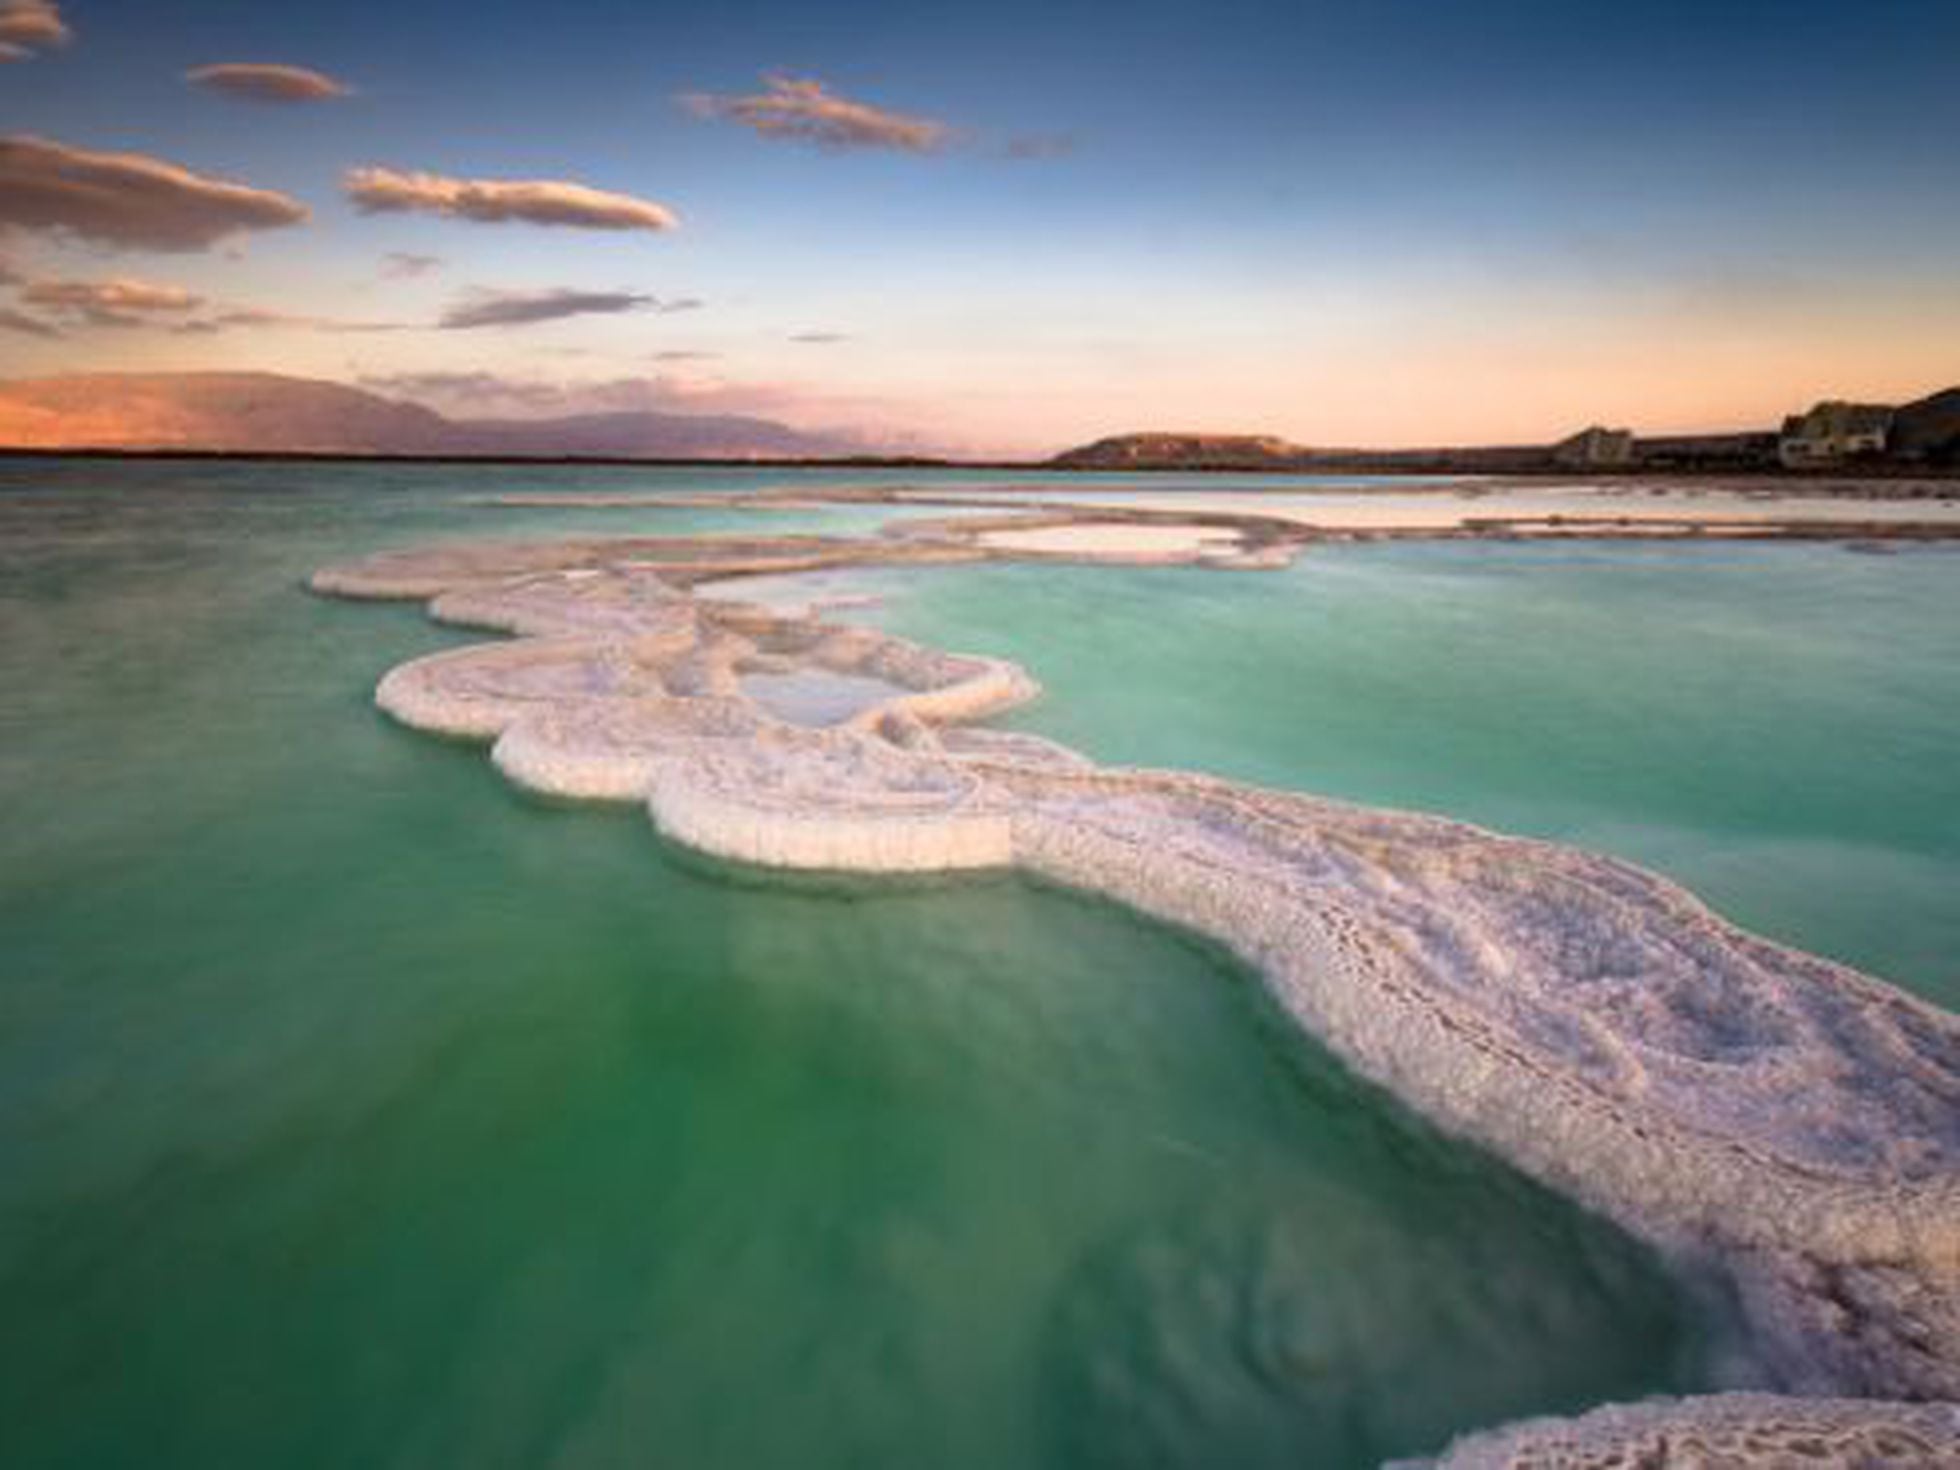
[1003,132,1075,161]
[0,305,58,336]
[22,275,203,325]
[186,62,352,103]
[651,349,719,362]
[0,134,309,250]
[682,74,949,153]
[380,251,443,279]
[11,271,407,335]
[788,331,849,344]
[437,288,698,330]
[344,167,678,232]
[0,1,69,55]
[175,307,408,336]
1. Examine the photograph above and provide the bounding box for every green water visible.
[866,544,1960,1004]
[6,459,1950,1469]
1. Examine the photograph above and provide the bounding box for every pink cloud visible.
[0,134,309,250]
[0,1,69,53]
[1003,132,1076,161]
[186,62,352,103]
[344,167,679,232]
[22,275,204,324]
[380,251,443,279]
[0,305,58,336]
[438,288,659,329]
[682,74,949,153]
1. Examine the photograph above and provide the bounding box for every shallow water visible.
[740,669,908,726]
[7,458,1951,1468]
[862,542,1960,1004]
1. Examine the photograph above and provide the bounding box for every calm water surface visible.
[6,459,1953,1468]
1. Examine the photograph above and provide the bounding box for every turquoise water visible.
[863,543,1960,1003]
[5,458,1952,1468]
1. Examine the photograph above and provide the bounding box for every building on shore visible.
[1552,426,1636,468]
[1778,401,1894,468]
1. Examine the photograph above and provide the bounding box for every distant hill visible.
[0,372,869,460]
[1052,387,1960,473]
[1050,432,1309,470]
[1050,431,1551,473]
[452,409,858,461]
[1892,387,1960,462]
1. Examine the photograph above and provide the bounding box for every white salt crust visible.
[1393,1393,1960,1468]
[312,534,1960,1459]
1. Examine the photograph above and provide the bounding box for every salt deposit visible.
[1394,1393,1960,1468]
[975,521,1243,557]
[313,527,1960,1456]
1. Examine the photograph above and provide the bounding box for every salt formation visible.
[1395,1393,1960,1468]
[312,528,1960,1457]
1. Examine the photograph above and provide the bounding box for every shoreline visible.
[478,479,1960,550]
[3,444,1958,489]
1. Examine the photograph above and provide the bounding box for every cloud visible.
[186,62,352,103]
[0,1,69,53]
[0,41,32,62]
[0,134,309,250]
[11,274,408,335]
[1003,132,1076,161]
[651,349,719,362]
[380,251,443,279]
[437,288,671,330]
[180,307,409,335]
[681,74,949,153]
[344,167,678,232]
[0,306,58,336]
[788,331,849,344]
[22,275,204,325]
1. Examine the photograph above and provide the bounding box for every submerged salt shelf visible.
[975,521,1243,557]
[738,670,910,727]
[982,483,1960,531]
[310,519,1960,1463]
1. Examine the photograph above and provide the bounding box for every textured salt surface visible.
[312,527,1960,1454]
[1394,1393,1960,1468]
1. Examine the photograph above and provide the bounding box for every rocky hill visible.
[1050,432,1310,470]
[1893,387,1960,462]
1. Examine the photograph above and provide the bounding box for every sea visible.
[2,458,1954,1468]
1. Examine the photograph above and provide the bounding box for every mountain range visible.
[0,372,873,460]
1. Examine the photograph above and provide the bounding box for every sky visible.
[2,0,1959,456]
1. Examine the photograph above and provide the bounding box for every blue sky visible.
[3,0,1958,452]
